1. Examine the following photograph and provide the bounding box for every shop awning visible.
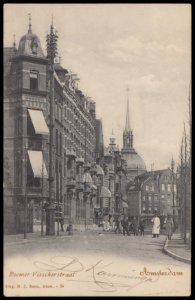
[100,186,111,198]
[122,201,128,208]
[28,150,48,178]
[28,109,49,135]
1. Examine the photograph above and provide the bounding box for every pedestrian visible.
[165,214,174,240]
[60,213,64,232]
[139,220,144,236]
[122,217,129,236]
[132,217,138,236]
[151,214,160,238]
[109,216,114,231]
[128,221,133,235]
[114,218,120,233]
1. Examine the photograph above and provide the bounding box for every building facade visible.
[104,131,128,220]
[126,169,178,226]
[4,20,101,234]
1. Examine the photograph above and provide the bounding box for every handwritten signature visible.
[33,256,159,292]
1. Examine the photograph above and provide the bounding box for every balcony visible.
[83,185,91,195]
[76,157,84,165]
[66,177,76,189]
[66,148,76,158]
[26,186,42,196]
[76,182,84,191]
[83,163,91,172]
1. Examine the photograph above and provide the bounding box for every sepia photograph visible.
[3,3,191,296]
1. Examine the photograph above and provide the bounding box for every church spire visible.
[13,34,16,48]
[110,128,116,145]
[125,87,130,132]
[28,13,32,34]
[123,87,134,149]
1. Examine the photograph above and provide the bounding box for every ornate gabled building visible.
[121,88,146,182]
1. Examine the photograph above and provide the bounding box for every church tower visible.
[121,88,146,182]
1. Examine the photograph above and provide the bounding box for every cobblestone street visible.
[4,232,191,296]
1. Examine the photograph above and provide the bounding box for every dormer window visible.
[31,37,38,54]
[30,71,38,90]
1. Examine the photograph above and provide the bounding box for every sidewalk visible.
[4,231,72,247]
[4,227,105,247]
[163,233,191,264]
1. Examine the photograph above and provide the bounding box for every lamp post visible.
[46,21,58,235]
[83,172,92,230]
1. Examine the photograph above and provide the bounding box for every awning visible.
[100,186,111,198]
[96,164,104,176]
[122,201,128,208]
[28,150,48,178]
[91,184,97,190]
[28,109,49,135]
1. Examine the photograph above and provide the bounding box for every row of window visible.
[143,194,172,201]
[145,184,154,191]
[143,195,158,202]
[145,183,176,192]
[142,207,158,213]
[55,129,94,160]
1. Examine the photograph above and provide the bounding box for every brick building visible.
[126,168,178,226]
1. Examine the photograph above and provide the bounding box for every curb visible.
[163,237,191,264]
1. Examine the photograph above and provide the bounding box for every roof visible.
[134,168,171,181]
[54,63,68,72]
[17,29,45,58]
[127,168,172,192]
[122,149,146,171]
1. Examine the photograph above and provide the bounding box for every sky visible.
[4,4,191,170]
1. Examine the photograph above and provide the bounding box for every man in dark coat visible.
[122,217,129,236]
[139,220,144,236]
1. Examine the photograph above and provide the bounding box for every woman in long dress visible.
[151,214,161,238]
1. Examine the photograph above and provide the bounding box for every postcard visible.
[4,3,191,297]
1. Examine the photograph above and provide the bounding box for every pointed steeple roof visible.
[125,87,130,132]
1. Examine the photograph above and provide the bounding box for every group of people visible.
[152,214,174,239]
[103,217,145,236]
[102,214,174,240]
